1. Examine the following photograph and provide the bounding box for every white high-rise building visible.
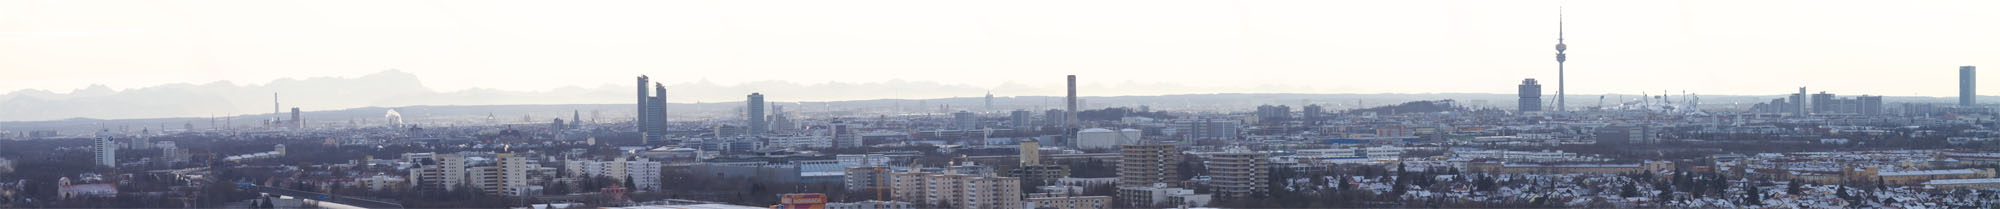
[93,130,116,168]
[625,158,662,191]
[496,153,541,195]
[441,154,468,190]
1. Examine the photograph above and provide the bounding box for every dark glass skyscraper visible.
[637,75,668,144]
[1518,78,1542,113]
[648,84,666,135]
[747,93,766,135]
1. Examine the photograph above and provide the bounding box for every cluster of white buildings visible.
[564,157,664,191]
[405,153,549,195]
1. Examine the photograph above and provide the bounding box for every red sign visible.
[778,193,827,209]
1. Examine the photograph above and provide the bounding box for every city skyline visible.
[13,1,2000,209]
[5,1,1999,98]
[5,68,1998,122]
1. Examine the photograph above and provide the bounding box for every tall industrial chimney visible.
[1066,75,1078,130]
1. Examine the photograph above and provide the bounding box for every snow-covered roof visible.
[1921,178,2000,185]
[1879,169,1981,177]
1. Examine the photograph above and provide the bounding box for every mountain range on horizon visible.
[0,70,1037,121]
[0,70,1977,122]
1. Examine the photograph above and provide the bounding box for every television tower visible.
[1554,8,1568,112]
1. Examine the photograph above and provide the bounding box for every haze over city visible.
[7,0,1999,101]
[8,1,2000,209]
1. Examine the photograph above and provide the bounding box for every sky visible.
[3,0,1998,99]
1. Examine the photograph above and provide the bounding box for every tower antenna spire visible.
[1554,6,1568,112]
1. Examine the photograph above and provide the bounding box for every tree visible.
[549,181,572,195]
[262,196,278,209]
[1310,175,1329,191]
[1621,183,1640,198]
[1659,183,1675,200]
[1835,185,1853,202]
[1742,183,1763,206]
[1711,174,1730,198]
[1390,163,1409,197]
[1338,175,1354,191]
[1876,177,1888,191]
[624,177,637,191]
[1474,175,1496,192]
[1786,180,1803,195]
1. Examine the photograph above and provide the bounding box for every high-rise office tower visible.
[94,130,116,168]
[637,76,651,141]
[985,92,994,112]
[1254,105,1290,124]
[571,110,581,128]
[747,93,766,135]
[650,84,666,134]
[1043,109,1064,128]
[769,105,794,133]
[1812,92,1836,115]
[1519,79,1543,113]
[1302,104,1325,122]
[1963,66,1978,106]
[1554,10,1569,112]
[954,111,978,130]
[290,107,302,129]
[1858,95,1884,115]
[1010,110,1032,128]
[1797,87,1808,115]
[637,76,669,144]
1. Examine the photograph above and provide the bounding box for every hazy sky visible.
[3,0,1997,98]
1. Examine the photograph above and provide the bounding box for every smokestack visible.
[273,92,279,120]
[1066,75,1077,129]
